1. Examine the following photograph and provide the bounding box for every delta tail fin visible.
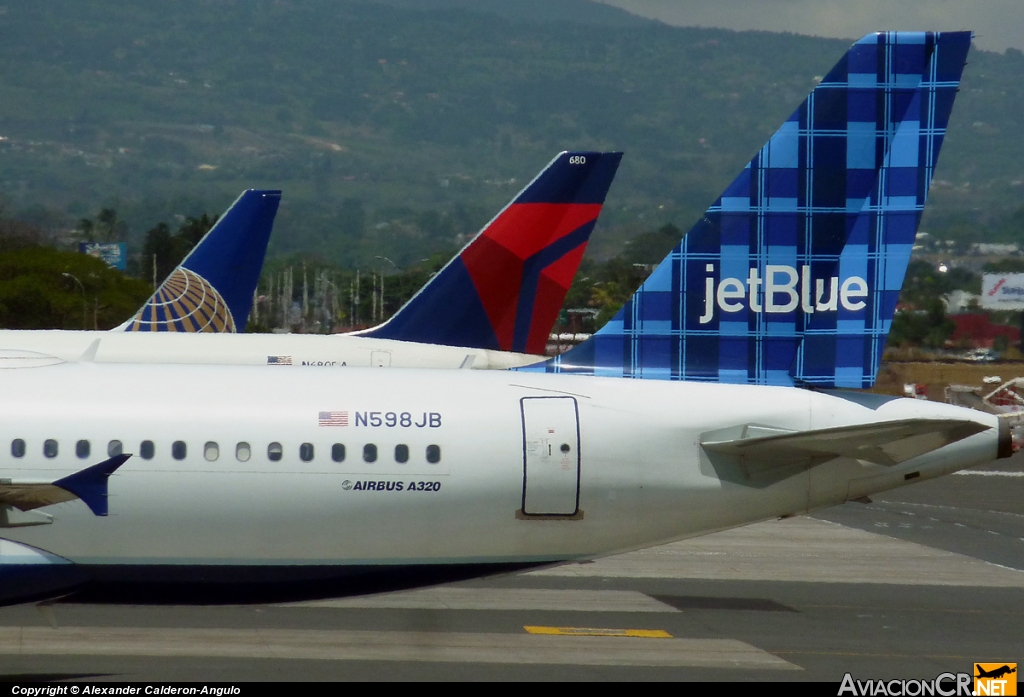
[536,32,971,388]
[119,189,282,333]
[361,152,622,354]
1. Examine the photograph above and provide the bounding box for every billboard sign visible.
[981,273,1024,310]
[79,242,127,271]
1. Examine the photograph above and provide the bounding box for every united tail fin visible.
[361,152,622,354]
[119,189,282,333]
[536,32,971,387]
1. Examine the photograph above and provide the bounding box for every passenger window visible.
[300,443,314,462]
[426,445,441,464]
[44,439,58,458]
[204,442,219,462]
[108,440,123,457]
[11,439,25,458]
[394,444,409,463]
[331,443,346,462]
[363,443,377,463]
[140,440,154,460]
[172,441,187,460]
[268,442,283,462]
[236,442,251,462]
[76,440,90,459]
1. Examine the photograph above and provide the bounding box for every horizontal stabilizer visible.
[0,454,130,516]
[702,419,989,483]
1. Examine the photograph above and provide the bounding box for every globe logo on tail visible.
[126,268,236,332]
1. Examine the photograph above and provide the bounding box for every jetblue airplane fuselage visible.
[0,361,1003,602]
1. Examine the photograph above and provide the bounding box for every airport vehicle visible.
[0,151,620,370]
[0,32,996,607]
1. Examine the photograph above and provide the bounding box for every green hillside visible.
[1,1,1022,268]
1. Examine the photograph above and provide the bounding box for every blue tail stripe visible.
[515,153,621,205]
[511,221,596,353]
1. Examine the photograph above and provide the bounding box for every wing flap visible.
[0,485,79,512]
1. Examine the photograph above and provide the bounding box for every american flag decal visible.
[267,356,292,365]
[319,411,349,427]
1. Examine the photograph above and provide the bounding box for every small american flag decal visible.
[267,356,292,365]
[319,411,349,426]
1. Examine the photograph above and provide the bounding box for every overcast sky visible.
[596,0,1023,53]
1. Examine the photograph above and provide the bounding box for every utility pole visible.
[62,273,87,330]
[302,263,309,332]
[375,256,397,325]
[354,269,360,327]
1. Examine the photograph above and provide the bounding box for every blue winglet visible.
[527,32,971,389]
[52,454,131,517]
[122,189,282,333]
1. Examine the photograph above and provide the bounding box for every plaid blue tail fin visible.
[529,32,971,388]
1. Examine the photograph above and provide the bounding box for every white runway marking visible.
[954,470,1024,477]
[0,627,799,669]
[286,588,680,612]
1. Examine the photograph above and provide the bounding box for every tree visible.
[142,222,176,286]
[177,214,216,250]
[141,215,217,287]
[621,224,682,264]
[77,208,128,243]
[888,297,955,349]
[0,247,151,329]
[336,198,366,238]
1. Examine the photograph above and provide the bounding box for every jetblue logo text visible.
[699,264,868,324]
[355,412,442,428]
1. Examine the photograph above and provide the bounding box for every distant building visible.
[970,242,1020,256]
[943,289,979,314]
[950,313,1020,349]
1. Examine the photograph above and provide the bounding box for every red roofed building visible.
[950,313,1020,348]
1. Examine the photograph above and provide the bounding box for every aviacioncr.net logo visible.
[839,672,974,696]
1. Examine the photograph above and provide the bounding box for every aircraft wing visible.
[701,419,990,483]
[0,454,130,516]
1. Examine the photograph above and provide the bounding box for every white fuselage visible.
[0,330,542,370]
[0,362,1001,574]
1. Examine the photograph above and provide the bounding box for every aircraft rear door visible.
[520,396,580,516]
